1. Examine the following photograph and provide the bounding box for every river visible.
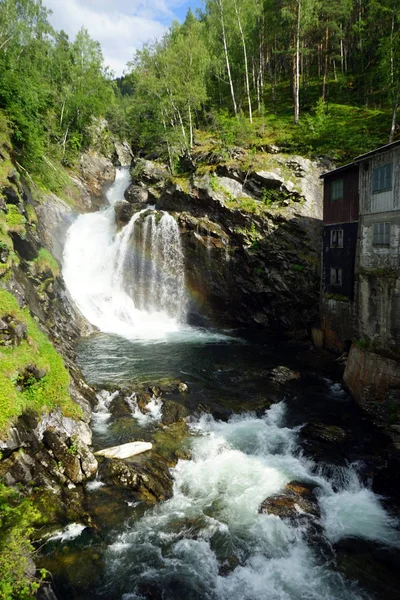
[39,168,400,600]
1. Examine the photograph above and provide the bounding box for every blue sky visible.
[43,1,204,76]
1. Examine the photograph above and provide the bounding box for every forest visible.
[0,0,399,184]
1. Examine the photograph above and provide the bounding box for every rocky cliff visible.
[0,138,117,566]
[121,149,324,334]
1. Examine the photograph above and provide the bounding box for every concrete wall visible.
[358,213,400,271]
[321,297,356,353]
[356,272,400,355]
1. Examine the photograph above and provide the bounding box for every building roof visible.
[353,139,400,162]
[319,162,357,179]
[320,139,400,179]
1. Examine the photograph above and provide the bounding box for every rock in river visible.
[95,441,152,459]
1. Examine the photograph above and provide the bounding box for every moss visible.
[170,175,190,193]
[0,290,81,437]
[324,293,350,302]
[359,266,398,278]
[25,205,37,225]
[5,206,26,237]
[33,248,60,278]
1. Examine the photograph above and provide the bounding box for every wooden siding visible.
[323,165,359,224]
[359,146,400,215]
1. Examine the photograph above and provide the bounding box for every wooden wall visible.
[323,165,359,224]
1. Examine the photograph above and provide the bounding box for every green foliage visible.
[291,264,305,272]
[0,290,81,436]
[212,110,252,148]
[0,2,114,187]
[0,483,42,600]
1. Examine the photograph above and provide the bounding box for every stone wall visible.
[344,345,400,436]
[320,297,356,353]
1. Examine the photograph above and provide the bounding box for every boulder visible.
[114,200,134,228]
[124,184,148,205]
[133,159,168,185]
[161,400,189,426]
[101,454,173,501]
[259,480,320,520]
[269,366,301,386]
[43,429,83,484]
[0,315,28,347]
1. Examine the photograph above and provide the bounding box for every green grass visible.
[202,99,391,166]
[33,248,60,278]
[0,290,81,437]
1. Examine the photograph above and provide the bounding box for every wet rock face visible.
[130,155,323,333]
[79,151,115,197]
[124,184,148,205]
[1,416,97,488]
[101,455,173,502]
[334,538,400,600]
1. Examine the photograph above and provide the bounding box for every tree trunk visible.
[389,100,398,144]
[294,0,301,124]
[322,21,329,101]
[233,0,252,123]
[216,0,238,115]
[188,104,193,148]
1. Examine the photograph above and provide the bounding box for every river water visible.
[44,169,400,599]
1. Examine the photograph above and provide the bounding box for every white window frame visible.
[330,229,344,248]
[330,268,343,286]
[372,222,390,246]
[372,164,392,194]
[331,179,344,201]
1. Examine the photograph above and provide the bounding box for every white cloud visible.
[42,0,190,76]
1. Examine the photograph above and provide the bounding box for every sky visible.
[43,0,203,77]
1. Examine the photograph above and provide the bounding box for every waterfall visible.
[63,167,187,340]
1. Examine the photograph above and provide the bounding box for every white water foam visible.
[91,389,119,434]
[125,392,163,426]
[104,402,399,599]
[48,523,86,542]
[63,168,188,341]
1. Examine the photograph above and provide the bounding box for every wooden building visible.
[319,140,400,355]
[321,163,359,300]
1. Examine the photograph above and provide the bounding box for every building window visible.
[330,229,344,248]
[373,222,390,245]
[330,268,343,286]
[372,164,392,194]
[331,179,344,201]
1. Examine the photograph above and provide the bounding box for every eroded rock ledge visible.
[119,152,324,334]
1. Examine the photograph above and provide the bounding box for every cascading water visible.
[63,168,186,340]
